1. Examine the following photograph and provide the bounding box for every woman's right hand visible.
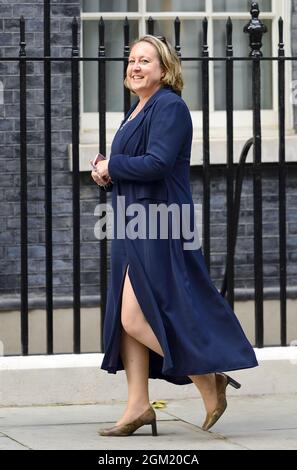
[91,169,112,187]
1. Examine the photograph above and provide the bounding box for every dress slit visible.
[121,262,164,356]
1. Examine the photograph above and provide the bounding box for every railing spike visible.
[99,17,105,46]
[203,18,208,40]
[19,16,26,56]
[278,17,284,45]
[148,16,154,35]
[175,16,181,58]
[226,16,233,47]
[124,16,130,49]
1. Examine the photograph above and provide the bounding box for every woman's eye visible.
[128,59,149,65]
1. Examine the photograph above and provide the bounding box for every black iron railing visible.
[0,1,293,354]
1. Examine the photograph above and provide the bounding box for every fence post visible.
[98,17,108,351]
[278,17,287,346]
[44,0,53,354]
[225,17,235,307]
[244,2,267,348]
[123,17,131,115]
[19,16,28,355]
[71,17,81,354]
[202,17,210,270]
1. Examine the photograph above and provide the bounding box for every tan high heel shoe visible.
[202,373,241,431]
[99,406,157,437]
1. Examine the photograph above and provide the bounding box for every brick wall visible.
[190,166,297,293]
[0,1,82,297]
[0,1,297,304]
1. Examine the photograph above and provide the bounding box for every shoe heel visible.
[151,419,158,436]
[226,375,241,389]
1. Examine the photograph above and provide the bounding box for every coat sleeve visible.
[108,98,190,182]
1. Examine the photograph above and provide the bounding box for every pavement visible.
[0,394,296,450]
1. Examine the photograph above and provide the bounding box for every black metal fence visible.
[0,1,294,355]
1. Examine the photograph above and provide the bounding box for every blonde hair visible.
[124,35,184,93]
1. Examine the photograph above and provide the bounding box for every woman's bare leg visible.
[115,266,163,426]
[115,329,151,426]
[120,266,217,418]
[121,266,164,357]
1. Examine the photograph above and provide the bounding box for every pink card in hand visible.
[92,153,106,166]
[91,153,113,188]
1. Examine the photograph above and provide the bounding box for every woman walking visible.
[91,35,258,437]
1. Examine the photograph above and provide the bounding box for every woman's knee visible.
[121,308,143,338]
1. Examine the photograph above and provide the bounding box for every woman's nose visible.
[132,62,141,71]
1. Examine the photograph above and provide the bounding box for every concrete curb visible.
[1,348,297,407]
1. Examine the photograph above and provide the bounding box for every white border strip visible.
[0,353,104,371]
[1,348,297,371]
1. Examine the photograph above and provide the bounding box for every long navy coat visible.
[101,87,258,385]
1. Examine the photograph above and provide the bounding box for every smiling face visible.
[126,41,165,99]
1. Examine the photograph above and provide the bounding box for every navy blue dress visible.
[101,87,258,385]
